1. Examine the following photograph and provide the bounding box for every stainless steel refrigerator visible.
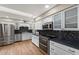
[0,24,4,46]
[0,23,15,46]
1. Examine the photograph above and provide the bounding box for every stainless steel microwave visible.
[42,22,53,30]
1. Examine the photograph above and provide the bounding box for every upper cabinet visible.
[64,6,78,30]
[53,5,79,30]
[53,12,62,30]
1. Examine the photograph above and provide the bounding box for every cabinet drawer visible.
[50,45,71,55]
[50,40,79,54]
[54,46,71,55]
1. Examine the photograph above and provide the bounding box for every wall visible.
[35,20,43,30]
[34,16,52,30]
[42,16,52,24]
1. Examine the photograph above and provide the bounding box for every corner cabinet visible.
[63,6,79,30]
[53,12,63,30]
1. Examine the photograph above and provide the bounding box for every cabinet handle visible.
[68,49,75,53]
[51,43,54,44]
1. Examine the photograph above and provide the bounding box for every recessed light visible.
[45,5,49,8]
[6,16,9,18]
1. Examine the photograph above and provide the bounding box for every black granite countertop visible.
[38,30,79,50]
[14,29,32,34]
[14,30,22,34]
[49,38,79,50]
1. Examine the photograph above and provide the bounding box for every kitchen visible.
[0,4,79,55]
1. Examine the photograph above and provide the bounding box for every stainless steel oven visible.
[39,35,48,53]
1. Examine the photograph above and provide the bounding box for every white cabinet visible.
[53,12,62,30]
[22,32,32,41]
[15,34,21,41]
[51,46,71,55]
[53,5,79,30]
[50,41,71,55]
[50,40,79,55]
[32,35,39,47]
[64,6,78,30]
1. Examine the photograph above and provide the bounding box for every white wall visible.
[35,20,43,30]
[42,16,52,24]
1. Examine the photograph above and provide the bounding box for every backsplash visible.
[63,31,79,41]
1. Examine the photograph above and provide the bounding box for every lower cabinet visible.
[50,45,71,55]
[22,32,32,41]
[50,40,79,55]
[32,35,39,47]
[15,34,21,41]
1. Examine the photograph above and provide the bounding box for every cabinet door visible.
[53,12,62,30]
[50,41,72,55]
[53,46,71,55]
[64,6,78,30]
[32,35,39,47]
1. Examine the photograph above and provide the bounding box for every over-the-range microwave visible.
[42,22,53,30]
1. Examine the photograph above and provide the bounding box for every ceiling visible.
[0,4,56,22]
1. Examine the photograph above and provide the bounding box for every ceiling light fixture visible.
[45,5,50,8]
